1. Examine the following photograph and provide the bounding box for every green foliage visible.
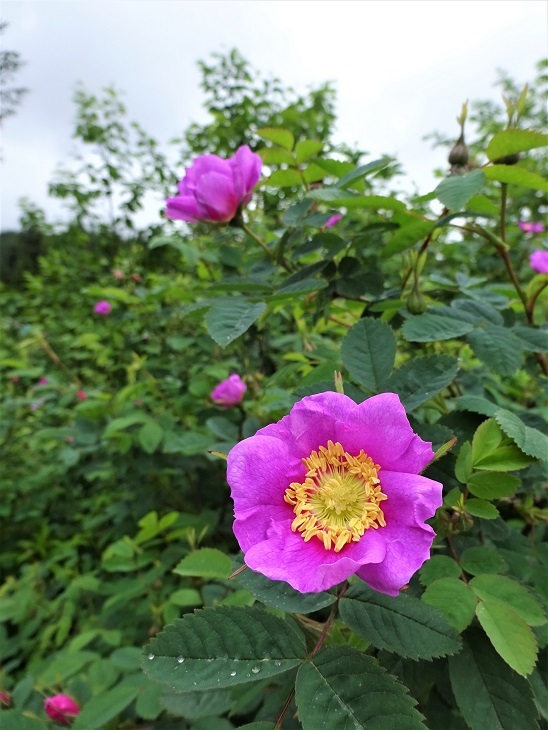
[1,50,546,729]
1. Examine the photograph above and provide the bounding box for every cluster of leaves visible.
[0,52,547,729]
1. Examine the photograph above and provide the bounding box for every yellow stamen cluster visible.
[284,440,387,552]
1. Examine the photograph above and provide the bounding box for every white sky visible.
[1,0,547,230]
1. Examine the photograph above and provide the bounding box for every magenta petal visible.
[180,155,232,195]
[282,392,357,456]
[165,195,201,222]
[244,518,386,593]
[195,172,239,221]
[230,145,262,200]
[380,471,443,527]
[356,521,436,596]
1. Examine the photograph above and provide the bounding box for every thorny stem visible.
[275,582,349,729]
[39,336,81,387]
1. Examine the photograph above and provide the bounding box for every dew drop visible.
[147,653,155,660]
[274,660,282,667]
[230,671,237,677]
[176,656,185,664]
[251,666,261,674]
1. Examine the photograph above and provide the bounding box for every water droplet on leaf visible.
[177,656,185,664]
[251,666,261,674]
[147,653,155,660]
[230,671,236,677]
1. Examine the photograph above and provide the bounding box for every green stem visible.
[500,183,508,243]
[241,223,291,272]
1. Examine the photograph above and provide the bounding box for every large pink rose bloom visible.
[211,374,247,407]
[227,392,442,595]
[530,250,548,274]
[44,694,80,725]
[166,145,262,224]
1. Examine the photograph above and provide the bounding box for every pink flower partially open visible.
[44,694,80,725]
[93,300,111,316]
[519,221,545,234]
[325,213,343,228]
[530,249,548,274]
[165,145,262,224]
[227,392,442,595]
[211,374,247,407]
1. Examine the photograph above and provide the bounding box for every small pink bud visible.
[76,390,87,401]
[530,250,548,274]
[0,691,11,706]
[519,221,545,234]
[39,378,48,386]
[113,269,124,279]
[93,300,112,316]
[210,374,247,407]
[325,213,343,228]
[44,694,80,725]
[132,273,141,282]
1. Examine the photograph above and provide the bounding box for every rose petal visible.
[380,471,442,527]
[195,172,239,221]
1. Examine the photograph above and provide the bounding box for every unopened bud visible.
[407,286,427,315]
[448,133,469,167]
[493,152,521,166]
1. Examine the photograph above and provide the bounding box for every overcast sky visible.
[1,0,547,231]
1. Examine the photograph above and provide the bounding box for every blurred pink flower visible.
[113,269,123,279]
[38,377,48,386]
[166,145,262,224]
[11,376,20,382]
[93,300,112,316]
[211,374,247,407]
[0,691,10,706]
[227,392,442,595]
[44,694,80,725]
[325,213,343,228]
[530,250,548,274]
[76,390,87,401]
[132,273,141,282]
[519,221,545,234]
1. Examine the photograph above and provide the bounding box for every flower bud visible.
[44,694,80,725]
[211,374,247,407]
[0,691,11,707]
[448,133,469,168]
[407,285,427,314]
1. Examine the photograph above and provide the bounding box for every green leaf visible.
[467,471,520,499]
[465,499,499,519]
[258,147,295,166]
[449,629,539,730]
[402,311,474,342]
[341,318,396,392]
[460,547,507,576]
[421,578,477,632]
[233,560,336,614]
[336,157,393,189]
[470,575,547,627]
[169,589,202,607]
[306,189,406,211]
[434,170,485,210]
[453,395,498,417]
[205,298,266,348]
[385,354,458,411]
[486,128,548,161]
[383,220,435,258]
[135,682,163,720]
[295,646,426,730]
[138,421,164,454]
[472,419,503,462]
[484,165,548,192]
[72,686,139,730]
[466,326,524,375]
[339,583,461,659]
[173,548,233,580]
[473,445,534,471]
[0,713,47,729]
[256,127,294,150]
[512,325,548,353]
[142,606,307,692]
[475,600,538,675]
[419,555,462,587]
[494,409,548,461]
[266,169,303,187]
[455,442,473,483]
[294,139,323,164]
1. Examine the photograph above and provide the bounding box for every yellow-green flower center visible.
[284,440,387,552]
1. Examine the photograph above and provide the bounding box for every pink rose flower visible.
[76,390,87,401]
[113,269,123,279]
[519,221,545,234]
[44,694,80,725]
[38,377,48,386]
[132,274,141,282]
[530,249,548,274]
[227,392,442,595]
[166,145,262,224]
[325,213,343,228]
[211,374,247,407]
[93,300,112,316]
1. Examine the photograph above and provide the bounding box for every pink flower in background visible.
[211,374,247,407]
[166,145,262,224]
[0,691,10,706]
[38,378,48,386]
[44,694,80,725]
[93,300,112,316]
[519,221,545,234]
[325,213,343,228]
[530,250,548,274]
[132,273,141,282]
[11,376,20,382]
[227,392,442,595]
[113,269,123,279]
[76,390,87,401]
